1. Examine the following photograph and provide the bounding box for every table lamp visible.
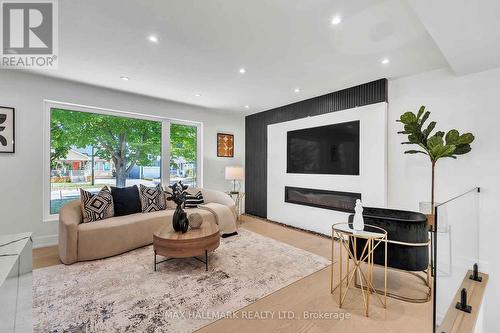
[225,166,244,194]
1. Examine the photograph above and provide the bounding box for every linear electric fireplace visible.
[284,186,361,213]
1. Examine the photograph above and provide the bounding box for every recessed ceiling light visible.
[195,93,201,97]
[294,88,301,93]
[244,105,250,109]
[120,76,129,81]
[331,15,342,25]
[148,35,159,43]
[381,58,390,65]
[239,68,246,74]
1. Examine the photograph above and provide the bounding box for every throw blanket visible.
[198,202,237,235]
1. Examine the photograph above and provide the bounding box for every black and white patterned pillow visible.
[80,187,114,223]
[139,184,167,212]
[185,191,204,208]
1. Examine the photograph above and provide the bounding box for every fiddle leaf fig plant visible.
[397,105,474,215]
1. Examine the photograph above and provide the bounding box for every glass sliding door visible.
[169,123,198,187]
[49,108,162,214]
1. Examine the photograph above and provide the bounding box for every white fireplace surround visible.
[267,102,388,236]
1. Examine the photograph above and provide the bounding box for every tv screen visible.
[287,120,360,175]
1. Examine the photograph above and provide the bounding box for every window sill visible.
[43,216,59,223]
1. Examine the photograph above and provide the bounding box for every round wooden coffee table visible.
[153,219,220,271]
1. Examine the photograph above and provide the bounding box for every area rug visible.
[33,229,330,332]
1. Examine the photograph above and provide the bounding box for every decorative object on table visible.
[331,223,387,316]
[80,187,115,223]
[352,199,365,231]
[0,106,15,153]
[225,166,244,193]
[396,105,474,228]
[217,132,234,157]
[185,191,204,208]
[165,181,189,233]
[188,212,203,229]
[139,184,167,213]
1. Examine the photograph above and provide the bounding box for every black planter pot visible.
[173,204,189,233]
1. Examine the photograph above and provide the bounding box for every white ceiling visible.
[31,0,449,113]
[408,0,500,75]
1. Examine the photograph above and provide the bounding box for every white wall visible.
[0,71,245,247]
[388,67,500,333]
[267,103,387,235]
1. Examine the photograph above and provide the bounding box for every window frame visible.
[43,100,203,222]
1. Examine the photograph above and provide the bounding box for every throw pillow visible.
[80,187,114,223]
[185,191,204,208]
[162,185,177,209]
[139,184,167,212]
[110,185,141,216]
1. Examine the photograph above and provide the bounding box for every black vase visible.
[173,204,190,233]
[179,211,189,233]
[172,204,183,232]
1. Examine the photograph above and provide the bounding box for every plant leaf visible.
[404,150,428,155]
[430,144,456,160]
[454,144,472,155]
[420,111,430,127]
[399,112,417,125]
[459,133,475,144]
[423,121,436,139]
[445,129,460,145]
[428,135,444,149]
[416,106,425,120]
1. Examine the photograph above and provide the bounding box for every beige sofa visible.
[59,188,237,265]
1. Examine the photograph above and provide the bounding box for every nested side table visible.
[330,223,388,316]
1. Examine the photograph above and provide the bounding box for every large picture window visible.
[44,102,202,218]
[170,123,198,187]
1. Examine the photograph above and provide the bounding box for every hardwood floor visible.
[32,244,60,269]
[33,215,432,332]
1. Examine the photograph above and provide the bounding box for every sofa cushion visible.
[139,184,167,212]
[111,185,141,216]
[185,191,204,208]
[80,187,114,223]
[77,210,173,261]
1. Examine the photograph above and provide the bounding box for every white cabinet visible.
[0,233,33,333]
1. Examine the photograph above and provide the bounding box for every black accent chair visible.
[348,207,431,302]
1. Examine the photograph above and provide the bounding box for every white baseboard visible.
[33,234,58,248]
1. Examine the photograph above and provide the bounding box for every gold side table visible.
[330,223,387,316]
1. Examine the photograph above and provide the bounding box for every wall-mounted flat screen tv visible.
[287,120,360,175]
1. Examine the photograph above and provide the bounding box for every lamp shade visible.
[225,166,244,180]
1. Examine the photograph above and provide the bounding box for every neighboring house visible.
[170,156,195,178]
[52,149,90,182]
[129,157,161,180]
[54,146,167,182]
[52,147,114,182]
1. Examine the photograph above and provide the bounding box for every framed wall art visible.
[217,133,234,157]
[0,106,15,153]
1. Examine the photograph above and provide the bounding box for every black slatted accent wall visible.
[245,79,388,218]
